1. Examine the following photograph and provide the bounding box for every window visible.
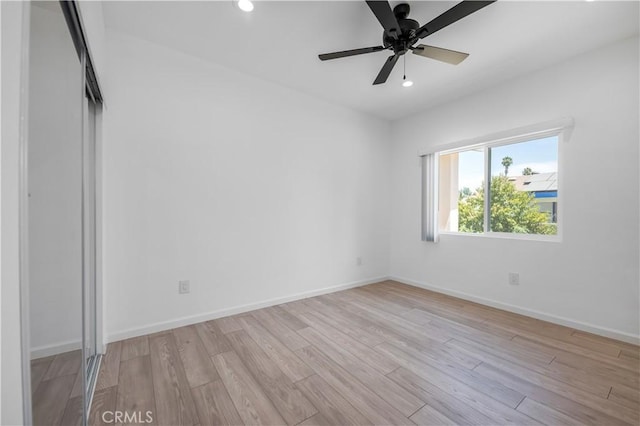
[438,135,558,235]
[434,132,561,239]
[488,137,558,235]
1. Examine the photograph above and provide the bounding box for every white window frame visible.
[420,118,573,242]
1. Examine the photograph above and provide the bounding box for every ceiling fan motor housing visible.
[382,3,420,54]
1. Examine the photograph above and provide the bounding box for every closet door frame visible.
[18,1,105,423]
[18,2,33,423]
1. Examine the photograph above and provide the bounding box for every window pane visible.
[439,149,484,233]
[488,136,558,235]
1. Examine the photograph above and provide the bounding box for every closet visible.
[26,2,103,424]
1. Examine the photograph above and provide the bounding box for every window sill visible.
[438,231,562,243]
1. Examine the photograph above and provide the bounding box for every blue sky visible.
[457,136,558,191]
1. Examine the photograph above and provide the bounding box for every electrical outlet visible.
[508,272,520,286]
[179,280,190,294]
[356,257,363,266]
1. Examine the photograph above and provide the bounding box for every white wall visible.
[389,36,640,342]
[103,31,391,341]
[1,2,27,423]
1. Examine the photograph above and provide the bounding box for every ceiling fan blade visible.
[412,44,469,65]
[319,46,386,61]
[366,1,401,40]
[415,1,496,39]
[373,54,399,85]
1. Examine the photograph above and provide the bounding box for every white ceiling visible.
[103,1,639,120]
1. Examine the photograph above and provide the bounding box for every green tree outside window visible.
[458,175,556,235]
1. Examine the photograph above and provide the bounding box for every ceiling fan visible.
[318,1,496,85]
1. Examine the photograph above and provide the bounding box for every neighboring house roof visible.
[509,172,557,192]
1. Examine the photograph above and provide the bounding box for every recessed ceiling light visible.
[237,0,254,12]
[402,80,413,88]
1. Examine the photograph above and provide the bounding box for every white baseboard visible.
[31,340,82,360]
[390,275,640,345]
[106,275,389,343]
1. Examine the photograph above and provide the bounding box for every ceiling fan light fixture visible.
[402,55,413,87]
[237,0,254,12]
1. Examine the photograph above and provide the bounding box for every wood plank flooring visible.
[31,349,83,426]
[88,280,639,425]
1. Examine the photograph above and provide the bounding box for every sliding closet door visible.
[28,2,84,424]
[83,97,98,390]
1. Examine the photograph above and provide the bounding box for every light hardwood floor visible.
[85,280,639,425]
